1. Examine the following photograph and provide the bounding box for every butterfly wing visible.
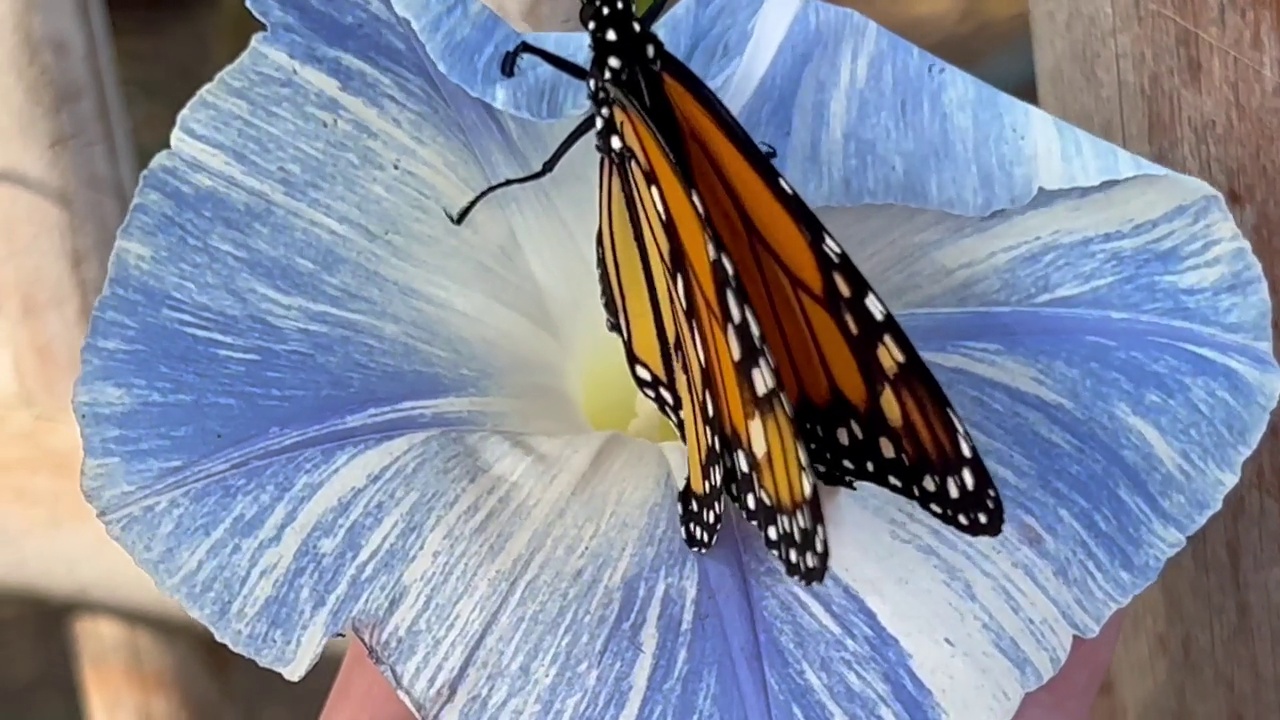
[654,52,1004,536]
[598,154,729,551]
[597,158,683,430]
[613,99,828,584]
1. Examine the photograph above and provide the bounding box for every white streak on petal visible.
[1117,409,1191,478]
[824,491,1055,717]
[717,0,803,113]
[926,351,1071,407]
[822,21,876,164]
[619,588,665,720]
[797,662,847,719]
[243,435,420,618]
[1158,338,1278,388]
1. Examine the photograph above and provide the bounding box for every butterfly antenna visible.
[446,115,595,226]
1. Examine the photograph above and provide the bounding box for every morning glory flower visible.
[75,0,1278,718]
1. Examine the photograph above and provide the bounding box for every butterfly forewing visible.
[615,100,829,584]
[597,160,685,431]
[657,57,1004,536]
[600,150,729,550]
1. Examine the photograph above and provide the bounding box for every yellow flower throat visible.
[574,329,680,444]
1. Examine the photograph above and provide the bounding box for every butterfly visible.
[448,0,1004,584]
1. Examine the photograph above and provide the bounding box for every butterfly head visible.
[578,0,636,29]
[580,0,657,77]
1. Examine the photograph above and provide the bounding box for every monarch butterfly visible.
[448,0,1004,584]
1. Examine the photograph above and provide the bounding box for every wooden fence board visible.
[1031,1,1280,717]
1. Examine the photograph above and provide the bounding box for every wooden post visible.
[1030,1,1280,718]
[0,0,188,622]
[1,0,232,716]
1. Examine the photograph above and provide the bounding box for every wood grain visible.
[1030,1,1280,718]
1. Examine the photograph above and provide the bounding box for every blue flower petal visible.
[825,178,1271,343]
[711,189,1277,713]
[743,2,1158,215]
[788,302,1276,718]
[352,437,749,719]
[79,0,619,516]
[94,414,758,718]
[73,4,756,714]
[706,518,944,720]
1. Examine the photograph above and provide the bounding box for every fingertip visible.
[1014,610,1126,720]
[319,638,416,720]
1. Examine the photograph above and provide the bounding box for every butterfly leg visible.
[501,42,590,81]
[446,115,595,225]
[759,142,778,161]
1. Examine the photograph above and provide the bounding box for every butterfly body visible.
[450,0,1004,585]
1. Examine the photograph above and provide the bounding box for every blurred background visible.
[2,0,1033,717]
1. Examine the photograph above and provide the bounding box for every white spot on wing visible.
[865,292,888,321]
